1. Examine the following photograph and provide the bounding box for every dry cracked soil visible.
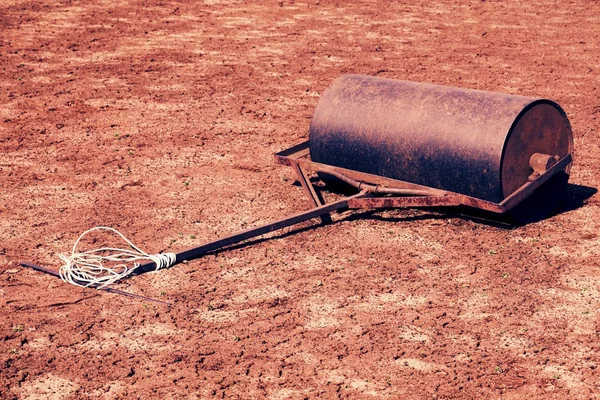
[1,0,600,398]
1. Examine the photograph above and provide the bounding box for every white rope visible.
[58,226,176,289]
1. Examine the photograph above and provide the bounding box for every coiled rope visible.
[58,226,176,288]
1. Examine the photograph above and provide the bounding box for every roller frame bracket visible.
[274,141,574,215]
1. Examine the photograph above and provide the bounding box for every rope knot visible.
[58,227,177,288]
[149,252,177,271]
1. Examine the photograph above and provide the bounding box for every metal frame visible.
[274,140,573,215]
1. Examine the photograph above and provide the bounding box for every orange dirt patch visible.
[1,0,599,398]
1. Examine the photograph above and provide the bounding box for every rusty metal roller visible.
[309,75,573,204]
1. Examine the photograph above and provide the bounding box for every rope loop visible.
[58,226,176,289]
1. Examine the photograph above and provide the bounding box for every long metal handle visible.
[131,190,368,276]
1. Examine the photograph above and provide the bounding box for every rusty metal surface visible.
[317,165,441,196]
[309,75,573,203]
[291,161,324,207]
[499,153,572,211]
[529,153,559,173]
[291,161,332,224]
[502,102,573,196]
[347,193,503,213]
[274,141,449,195]
[348,196,460,209]
[275,141,573,215]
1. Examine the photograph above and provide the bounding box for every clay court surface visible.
[1,0,600,398]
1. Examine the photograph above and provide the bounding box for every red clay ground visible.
[1,0,600,398]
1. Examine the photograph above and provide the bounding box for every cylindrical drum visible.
[309,75,573,204]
